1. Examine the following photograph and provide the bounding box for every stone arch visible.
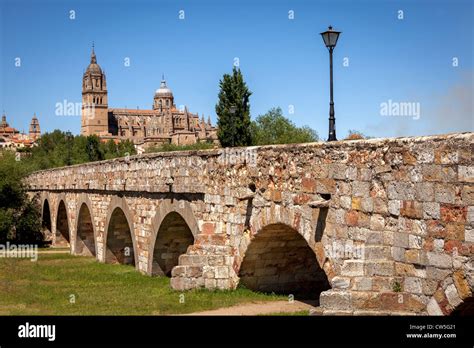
[148,199,199,276]
[104,196,137,267]
[427,268,473,316]
[75,199,96,257]
[236,205,333,300]
[238,222,330,300]
[55,200,70,247]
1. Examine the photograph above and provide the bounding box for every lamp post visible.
[320,25,341,142]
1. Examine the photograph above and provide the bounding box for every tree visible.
[216,67,252,147]
[0,151,42,244]
[86,135,104,162]
[251,107,319,145]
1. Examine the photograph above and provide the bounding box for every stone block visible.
[453,270,472,300]
[445,284,462,307]
[341,260,365,277]
[388,200,401,216]
[466,228,474,243]
[320,291,352,310]
[392,247,406,262]
[435,184,456,204]
[353,277,372,291]
[364,261,395,276]
[331,276,351,290]
[404,277,423,294]
[440,205,467,223]
[458,166,474,183]
[370,214,385,231]
[393,232,409,248]
[423,202,440,219]
[426,298,443,315]
[400,201,423,219]
[427,252,452,269]
[388,182,415,200]
[409,235,423,249]
[415,182,435,202]
[352,181,371,197]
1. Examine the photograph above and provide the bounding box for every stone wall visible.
[26,132,474,315]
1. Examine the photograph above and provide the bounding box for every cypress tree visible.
[215,67,252,147]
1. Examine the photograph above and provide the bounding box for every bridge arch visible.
[237,205,332,300]
[429,269,474,316]
[104,196,137,267]
[75,195,97,257]
[55,199,70,248]
[148,199,198,276]
[41,197,52,241]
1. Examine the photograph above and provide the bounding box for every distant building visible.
[0,112,41,149]
[29,114,41,141]
[81,46,218,148]
[0,113,19,138]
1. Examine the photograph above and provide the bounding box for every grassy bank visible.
[0,253,285,315]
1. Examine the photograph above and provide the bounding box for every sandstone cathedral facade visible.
[81,46,217,148]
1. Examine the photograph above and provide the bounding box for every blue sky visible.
[1,0,472,138]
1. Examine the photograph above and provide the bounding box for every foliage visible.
[345,129,371,140]
[392,280,402,292]
[251,107,319,145]
[145,141,215,154]
[216,67,252,147]
[0,151,42,244]
[19,130,137,171]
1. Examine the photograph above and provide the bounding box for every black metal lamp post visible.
[320,25,341,141]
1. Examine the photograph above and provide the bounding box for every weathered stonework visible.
[27,132,474,315]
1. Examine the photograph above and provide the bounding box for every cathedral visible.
[81,46,218,148]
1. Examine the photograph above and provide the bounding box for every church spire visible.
[91,42,97,64]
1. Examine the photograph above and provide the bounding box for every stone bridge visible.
[26,133,474,315]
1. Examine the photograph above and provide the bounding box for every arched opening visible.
[239,223,330,301]
[41,199,52,239]
[451,297,474,316]
[75,203,96,256]
[152,212,194,276]
[42,200,52,232]
[55,201,70,247]
[105,207,134,265]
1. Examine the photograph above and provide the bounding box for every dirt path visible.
[185,300,318,316]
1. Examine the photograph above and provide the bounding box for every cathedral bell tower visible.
[81,44,109,136]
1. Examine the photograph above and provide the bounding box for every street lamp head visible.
[320,25,341,49]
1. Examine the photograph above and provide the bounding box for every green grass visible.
[0,253,285,315]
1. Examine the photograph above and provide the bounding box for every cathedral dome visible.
[86,62,102,75]
[155,78,173,96]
